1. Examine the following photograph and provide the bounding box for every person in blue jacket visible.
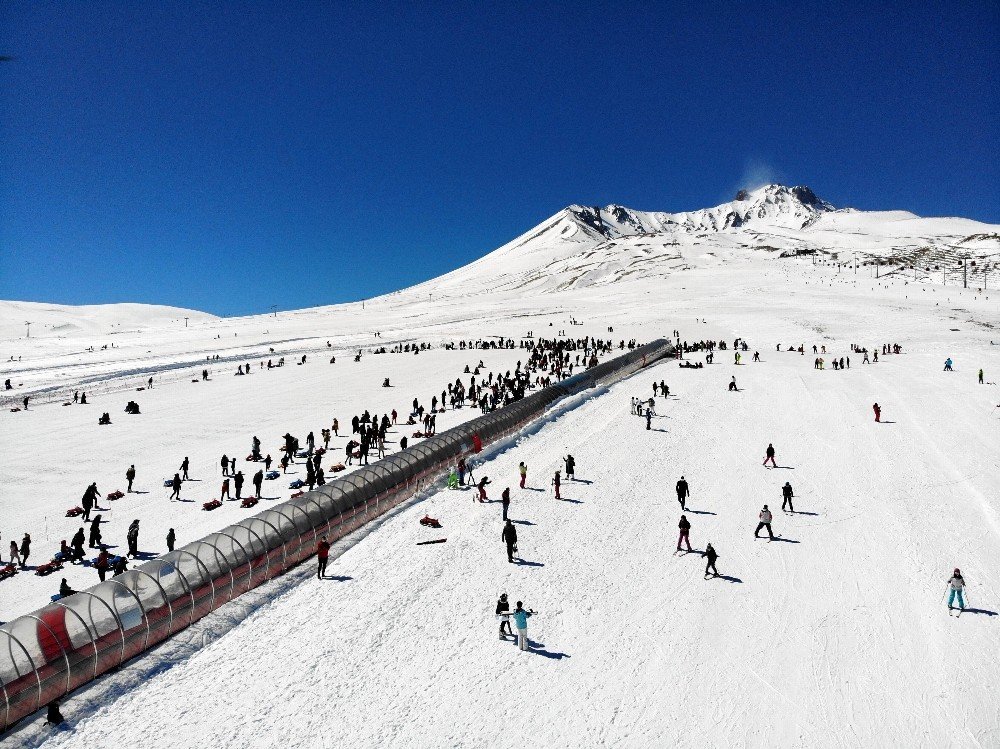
[512,601,534,651]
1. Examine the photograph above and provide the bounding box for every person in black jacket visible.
[169,473,182,501]
[59,578,76,597]
[126,520,139,558]
[781,482,794,513]
[703,543,719,577]
[253,469,264,498]
[126,464,136,493]
[502,520,518,563]
[71,528,86,561]
[166,528,176,552]
[677,515,692,552]
[496,593,513,638]
[234,471,245,500]
[180,457,190,480]
[501,487,511,521]
[676,476,690,510]
[88,515,102,548]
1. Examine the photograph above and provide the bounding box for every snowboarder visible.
[676,476,689,510]
[873,402,881,422]
[781,481,794,512]
[754,505,774,540]
[316,536,330,579]
[497,593,513,639]
[763,443,777,468]
[126,464,136,493]
[502,519,518,562]
[677,515,692,552]
[946,568,966,612]
[703,543,719,577]
[169,473,182,500]
[512,601,534,651]
[518,461,527,488]
[501,487,511,521]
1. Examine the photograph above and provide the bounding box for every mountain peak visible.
[734,184,833,211]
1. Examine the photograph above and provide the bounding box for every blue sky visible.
[1,1,997,315]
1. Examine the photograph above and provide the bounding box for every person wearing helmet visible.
[946,569,966,612]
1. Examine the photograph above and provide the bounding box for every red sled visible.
[203,499,223,511]
[107,490,124,501]
[35,560,63,576]
[419,515,442,528]
[290,490,304,499]
[241,497,259,508]
[66,506,84,517]
[331,463,346,473]
[0,564,17,580]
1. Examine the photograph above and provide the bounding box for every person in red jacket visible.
[873,402,881,422]
[316,536,330,579]
[677,515,692,552]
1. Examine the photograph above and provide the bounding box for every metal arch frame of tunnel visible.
[0,337,673,733]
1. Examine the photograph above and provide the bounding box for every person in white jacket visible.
[754,505,774,540]
[946,569,966,611]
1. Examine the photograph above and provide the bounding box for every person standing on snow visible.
[677,515,692,552]
[477,476,490,503]
[316,536,330,579]
[180,457,190,481]
[979,368,984,384]
[703,543,719,577]
[221,454,230,477]
[512,601,534,651]
[169,473,182,500]
[781,482,794,513]
[221,477,230,500]
[763,443,777,468]
[873,402,881,422]
[126,520,140,558]
[253,469,264,498]
[754,505,775,540]
[552,470,561,500]
[564,455,576,481]
[946,569,966,611]
[728,376,738,392]
[501,488,511,521]
[502,519,518,563]
[496,593,513,639]
[676,476,689,510]
[234,471,245,500]
[126,464,136,493]
[518,462,527,489]
[166,528,176,552]
[645,406,653,430]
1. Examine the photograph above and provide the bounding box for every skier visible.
[496,592,513,639]
[501,487,511,521]
[675,476,689,510]
[502,519,518,563]
[552,470,561,500]
[763,443,777,468]
[518,461,527,489]
[703,543,719,577]
[564,454,576,480]
[477,476,491,503]
[316,536,330,579]
[677,515,692,552]
[169,473,182,501]
[781,481,794,512]
[754,505,774,540]
[946,568,966,612]
[166,528,175,552]
[126,464,136,493]
[512,601,534,651]
[873,402,881,422]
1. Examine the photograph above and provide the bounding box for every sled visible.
[331,463,346,473]
[107,490,124,501]
[163,479,173,487]
[419,515,442,528]
[0,564,18,580]
[295,450,309,459]
[265,470,280,480]
[412,431,428,438]
[289,479,305,489]
[51,594,63,602]
[202,499,223,511]
[416,538,447,545]
[65,506,84,517]
[315,447,326,456]
[290,490,305,499]
[241,497,259,508]
[35,560,63,576]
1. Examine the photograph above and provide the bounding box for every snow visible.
[2,187,999,747]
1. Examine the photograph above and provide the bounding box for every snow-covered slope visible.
[0,300,217,341]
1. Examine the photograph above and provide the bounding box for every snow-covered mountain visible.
[415,184,1000,297]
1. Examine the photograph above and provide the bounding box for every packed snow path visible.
[21,340,999,748]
